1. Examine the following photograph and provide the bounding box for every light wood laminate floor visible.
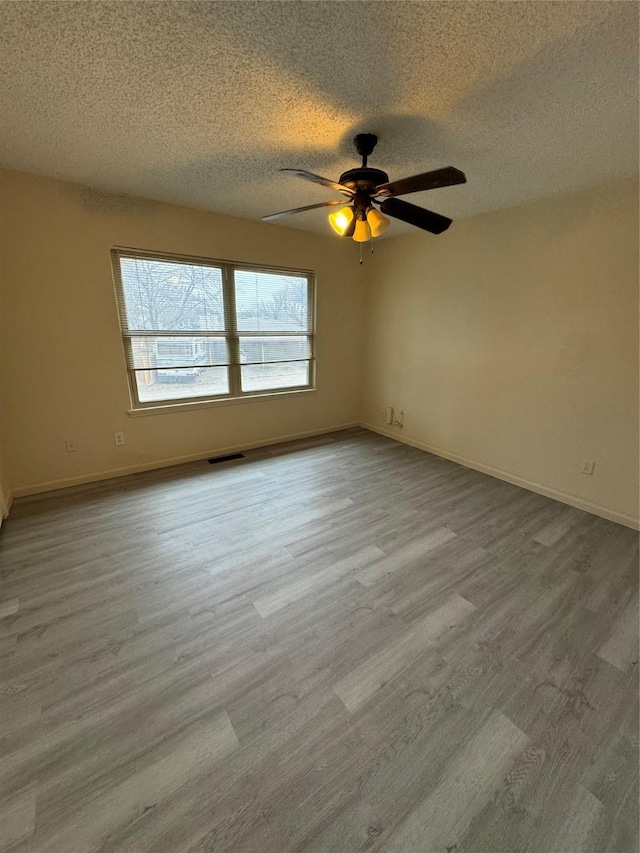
[1,428,638,853]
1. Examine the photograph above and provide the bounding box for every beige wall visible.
[361,178,639,527]
[0,170,365,495]
[2,170,638,528]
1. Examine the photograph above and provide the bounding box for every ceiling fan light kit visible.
[263,133,467,251]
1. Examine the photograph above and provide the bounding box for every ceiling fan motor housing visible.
[339,168,389,200]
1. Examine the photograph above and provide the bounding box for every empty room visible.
[0,2,638,852]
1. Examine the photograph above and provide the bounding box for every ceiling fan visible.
[262,133,466,242]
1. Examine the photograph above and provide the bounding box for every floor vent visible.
[208,452,245,464]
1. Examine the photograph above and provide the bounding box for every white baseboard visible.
[360,422,640,531]
[13,422,359,499]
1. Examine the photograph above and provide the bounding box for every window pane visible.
[114,252,315,407]
[128,336,228,369]
[241,361,309,392]
[234,270,310,332]
[135,367,229,402]
[119,257,225,331]
[239,336,310,364]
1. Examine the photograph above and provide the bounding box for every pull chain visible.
[359,242,363,264]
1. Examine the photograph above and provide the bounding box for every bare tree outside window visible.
[257,277,307,328]
[120,258,225,331]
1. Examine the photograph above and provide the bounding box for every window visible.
[112,249,315,409]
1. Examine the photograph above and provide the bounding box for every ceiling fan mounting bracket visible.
[353,133,378,161]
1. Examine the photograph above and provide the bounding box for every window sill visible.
[127,387,317,417]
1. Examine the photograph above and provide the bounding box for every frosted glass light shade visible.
[367,207,390,237]
[353,218,372,242]
[328,206,354,235]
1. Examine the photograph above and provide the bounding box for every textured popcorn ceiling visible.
[0,1,638,236]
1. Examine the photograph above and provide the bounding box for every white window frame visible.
[111,247,316,412]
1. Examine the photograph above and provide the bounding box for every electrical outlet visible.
[114,431,125,446]
[581,460,595,475]
[65,438,78,453]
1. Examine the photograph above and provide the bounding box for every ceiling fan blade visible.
[380,197,452,234]
[262,199,349,222]
[280,169,354,196]
[374,166,466,198]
